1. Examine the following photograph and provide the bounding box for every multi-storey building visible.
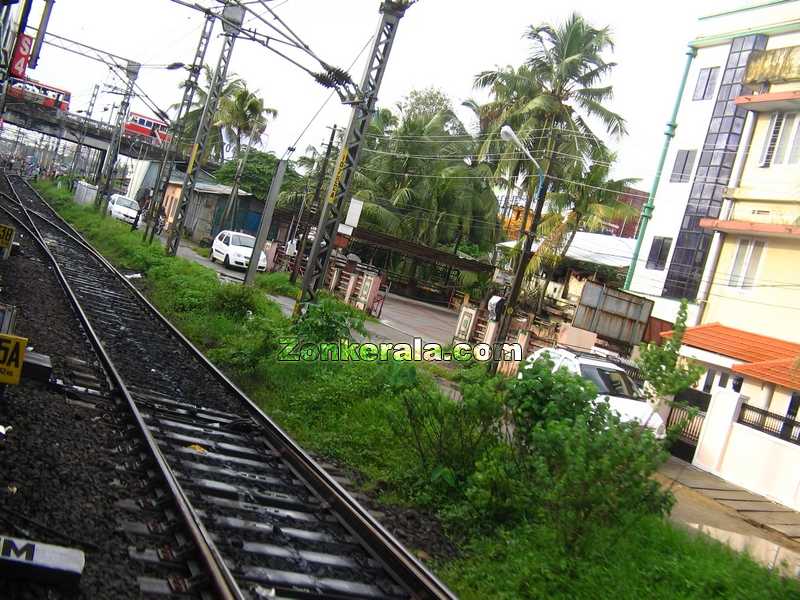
[626,0,800,325]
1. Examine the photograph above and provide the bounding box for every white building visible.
[626,0,800,324]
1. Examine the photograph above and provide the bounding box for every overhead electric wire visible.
[287,32,375,151]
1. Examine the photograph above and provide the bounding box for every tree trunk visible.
[535,225,578,316]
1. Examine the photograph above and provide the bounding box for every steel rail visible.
[0,186,244,600]
[6,175,457,599]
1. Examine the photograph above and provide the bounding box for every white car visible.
[210,230,267,271]
[523,347,666,439]
[107,194,140,225]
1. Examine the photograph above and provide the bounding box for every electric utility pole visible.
[166,2,244,256]
[290,125,336,285]
[144,10,215,244]
[220,122,258,231]
[299,1,411,306]
[244,158,287,286]
[70,83,99,175]
[97,60,140,208]
[489,175,550,375]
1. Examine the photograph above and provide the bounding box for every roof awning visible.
[699,218,800,239]
[497,231,635,269]
[735,90,800,112]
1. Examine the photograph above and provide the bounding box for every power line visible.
[287,32,375,152]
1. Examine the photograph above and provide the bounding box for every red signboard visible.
[9,33,33,79]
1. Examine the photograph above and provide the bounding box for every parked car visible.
[107,194,140,225]
[523,347,666,439]
[210,230,267,271]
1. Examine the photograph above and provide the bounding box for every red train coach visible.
[6,77,71,112]
[124,112,172,145]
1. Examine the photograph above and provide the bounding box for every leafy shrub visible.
[457,359,672,551]
[208,318,288,373]
[637,299,704,398]
[506,357,600,437]
[211,283,263,319]
[387,362,503,499]
[292,296,366,344]
[255,272,300,298]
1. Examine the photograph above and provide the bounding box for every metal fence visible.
[738,404,800,445]
[667,404,705,444]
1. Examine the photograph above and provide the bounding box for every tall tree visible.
[216,84,277,157]
[172,65,242,163]
[531,150,638,313]
[475,13,627,293]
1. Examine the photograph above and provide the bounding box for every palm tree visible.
[172,65,243,163]
[530,150,638,313]
[216,85,277,157]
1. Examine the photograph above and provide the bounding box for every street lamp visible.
[491,125,549,374]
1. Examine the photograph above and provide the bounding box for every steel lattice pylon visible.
[144,11,215,244]
[166,4,244,256]
[299,1,411,305]
[97,61,140,206]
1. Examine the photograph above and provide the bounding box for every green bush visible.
[211,283,263,319]
[506,357,600,437]
[255,272,300,298]
[457,359,672,551]
[292,296,366,344]
[386,362,503,499]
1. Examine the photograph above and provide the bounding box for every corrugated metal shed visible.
[573,282,654,345]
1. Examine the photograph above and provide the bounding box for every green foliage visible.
[506,357,599,436]
[637,299,705,398]
[211,283,263,319]
[292,296,366,344]
[254,271,301,299]
[441,516,800,600]
[386,362,503,499]
[214,150,302,198]
[457,361,671,550]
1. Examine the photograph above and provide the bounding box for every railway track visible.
[1,174,455,600]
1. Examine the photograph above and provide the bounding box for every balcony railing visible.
[737,403,800,445]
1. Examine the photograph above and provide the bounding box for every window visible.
[670,150,696,182]
[718,371,730,389]
[578,365,640,399]
[693,67,719,101]
[646,237,672,270]
[728,238,765,288]
[702,369,717,393]
[774,113,796,164]
[760,113,785,167]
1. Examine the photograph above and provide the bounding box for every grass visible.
[442,517,799,600]
[34,178,800,599]
[254,271,301,299]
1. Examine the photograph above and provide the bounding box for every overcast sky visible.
[22,0,715,188]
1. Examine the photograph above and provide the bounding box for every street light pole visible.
[244,158,288,286]
[490,126,548,375]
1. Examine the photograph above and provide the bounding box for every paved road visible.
[166,237,458,346]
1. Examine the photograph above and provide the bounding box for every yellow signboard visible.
[0,334,26,385]
[0,224,15,259]
[327,149,349,205]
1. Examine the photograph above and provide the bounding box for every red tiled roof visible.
[733,358,800,391]
[662,322,800,363]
